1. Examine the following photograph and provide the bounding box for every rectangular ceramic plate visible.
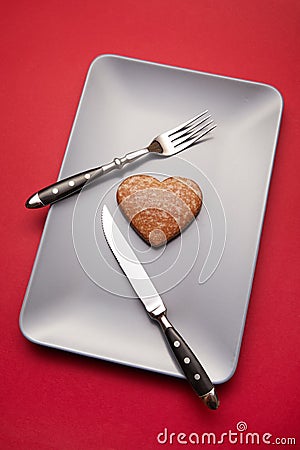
[20,55,282,383]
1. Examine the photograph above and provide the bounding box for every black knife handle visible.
[155,314,219,409]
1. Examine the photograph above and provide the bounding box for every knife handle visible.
[156,314,219,410]
[25,148,149,208]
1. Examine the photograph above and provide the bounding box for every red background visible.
[1,1,299,449]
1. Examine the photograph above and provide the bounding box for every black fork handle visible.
[25,148,149,208]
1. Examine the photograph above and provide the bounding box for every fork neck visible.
[148,141,163,154]
[119,148,150,166]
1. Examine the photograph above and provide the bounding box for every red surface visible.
[1,1,299,449]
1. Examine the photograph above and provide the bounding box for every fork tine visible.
[167,110,208,136]
[173,119,214,147]
[175,123,217,152]
[171,115,212,143]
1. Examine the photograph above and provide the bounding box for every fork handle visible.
[25,148,149,208]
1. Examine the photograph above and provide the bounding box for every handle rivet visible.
[194,373,201,380]
[52,188,59,194]
[184,357,191,364]
[84,174,91,180]
[174,340,180,348]
[68,181,75,187]
[114,158,122,168]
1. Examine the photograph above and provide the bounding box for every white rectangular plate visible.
[20,55,283,383]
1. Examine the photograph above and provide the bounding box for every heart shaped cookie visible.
[116,175,202,246]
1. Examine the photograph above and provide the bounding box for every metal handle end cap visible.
[201,388,220,410]
[25,193,44,209]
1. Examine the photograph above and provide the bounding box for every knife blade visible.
[101,205,219,410]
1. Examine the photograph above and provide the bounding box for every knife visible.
[101,205,219,410]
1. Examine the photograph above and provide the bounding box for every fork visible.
[25,111,216,208]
